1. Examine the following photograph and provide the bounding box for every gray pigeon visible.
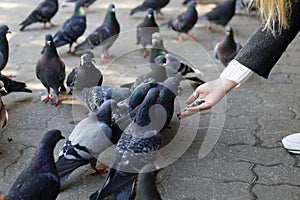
[36,34,66,106]
[165,0,198,41]
[154,53,205,85]
[7,129,65,200]
[66,51,103,95]
[90,78,179,200]
[73,4,120,63]
[19,0,59,31]
[0,25,11,73]
[82,85,131,113]
[136,8,159,57]
[134,164,161,200]
[214,26,242,67]
[56,100,118,184]
[130,0,170,17]
[52,1,86,53]
[198,0,236,30]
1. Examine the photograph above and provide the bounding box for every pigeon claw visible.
[188,33,196,40]
[143,50,149,58]
[43,94,52,103]
[52,98,61,106]
[92,167,108,175]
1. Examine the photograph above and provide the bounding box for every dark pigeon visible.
[0,74,32,96]
[199,0,236,30]
[66,51,103,95]
[73,4,120,63]
[56,100,118,185]
[0,81,8,128]
[53,1,86,53]
[90,78,179,200]
[154,53,205,85]
[62,0,96,8]
[166,0,198,41]
[19,0,59,31]
[89,88,161,200]
[0,25,11,73]
[214,26,242,67]
[7,129,65,200]
[134,164,161,200]
[130,0,170,17]
[136,8,159,57]
[36,34,66,106]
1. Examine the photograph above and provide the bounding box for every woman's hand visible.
[178,77,238,119]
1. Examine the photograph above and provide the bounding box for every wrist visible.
[218,77,238,93]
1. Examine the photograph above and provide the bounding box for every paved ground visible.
[1,0,300,199]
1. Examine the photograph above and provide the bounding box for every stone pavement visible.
[1,0,300,199]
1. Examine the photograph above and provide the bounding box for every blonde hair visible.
[251,0,292,34]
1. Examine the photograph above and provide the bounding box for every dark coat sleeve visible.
[235,1,300,78]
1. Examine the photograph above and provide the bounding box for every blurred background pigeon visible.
[0,25,11,76]
[36,34,66,106]
[66,51,102,95]
[130,0,170,17]
[62,0,96,9]
[136,8,159,58]
[134,164,161,200]
[7,129,64,200]
[19,0,59,31]
[164,0,198,41]
[214,26,242,67]
[52,1,86,53]
[198,0,236,30]
[0,74,32,96]
[0,81,8,128]
[73,4,120,63]
[56,100,118,185]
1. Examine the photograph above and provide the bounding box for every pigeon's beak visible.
[111,8,115,12]
[7,30,11,34]
[60,135,65,140]
[46,40,51,46]
[147,14,152,18]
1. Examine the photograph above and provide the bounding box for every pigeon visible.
[121,32,167,91]
[0,74,32,96]
[52,1,86,53]
[214,26,242,67]
[66,51,103,95]
[90,78,179,200]
[19,0,59,31]
[62,0,96,8]
[36,34,66,106]
[165,0,198,41]
[73,4,120,63]
[7,129,65,200]
[198,0,236,30]
[81,85,131,113]
[130,0,170,17]
[134,164,161,200]
[154,53,205,85]
[89,87,162,200]
[136,8,159,58]
[0,25,11,73]
[56,100,118,184]
[0,81,8,128]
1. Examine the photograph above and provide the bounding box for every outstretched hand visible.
[178,77,238,119]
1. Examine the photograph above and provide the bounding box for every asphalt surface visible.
[1,0,300,199]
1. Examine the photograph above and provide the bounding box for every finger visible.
[186,91,198,104]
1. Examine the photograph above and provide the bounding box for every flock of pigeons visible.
[0,0,258,199]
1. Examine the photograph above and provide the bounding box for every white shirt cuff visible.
[220,60,253,85]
